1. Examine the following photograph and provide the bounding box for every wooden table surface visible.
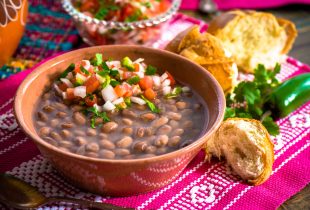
[180,5,310,210]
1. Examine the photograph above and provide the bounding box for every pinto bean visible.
[61,122,74,129]
[157,125,172,135]
[60,129,71,139]
[36,121,46,127]
[167,112,182,121]
[154,135,169,147]
[43,105,55,113]
[86,152,99,158]
[122,127,133,135]
[166,99,176,105]
[86,128,97,136]
[99,133,108,139]
[50,131,62,141]
[99,140,115,150]
[85,142,100,152]
[39,127,50,137]
[124,154,136,159]
[136,127,145,138]
[116,136,133,148]
[166,105,178,112]
[135,104,147,111]
[99,150,115,159]
[72,105,83,112]
[56,112,67,118]
[114,148,130,156]
[44,137,58,146]
[95,118,103,125]
[122,118,133,126]
[176,101,187,110]
[183,120,193,129]
[42,92,51,100]
[168,136,181,147]
[140,113,156,121]
[145,145,157,154]
[74,130,86,136]
[73,112,86,125]
[76,145,86,155]
[172,128,184,136]
[59,141,73,148]
[37,112,48,122]
[156,147,168,155]
[74,136,87,146]
[169,120,179,128]
[54,102,67,110]
[181,109,193,116]
[50,119,59,128]
[145,127,154,136]
[122,109,137,118]
[133,141,148,153]
[101,122,118,133]
[152,116,168,128]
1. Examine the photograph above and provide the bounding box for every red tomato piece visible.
[139,76,153,90]
[123,83,133,97]
[114,85,127,97]
[166,71,175,86]
[134,63,140,72]
[85,94,97,107]
[122,71,133,80]
[66,88,75,100]
[144,88,157,100]
[84,75,100,94]
[58,82,68,92]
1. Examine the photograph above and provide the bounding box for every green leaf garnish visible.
[165,86,182,99]
[145,65,157,75]
[102,75,111,89]
[121,56,135,71]
[59,63,75,79]
[127,76,140,85]
[124,97,131,107]
[95,8,109,20]
[91,53,103,66]
[110,79,120,87]
[110,69,119,77]
[85,107,110,128]
[80,66,90,76]
[141,95,160,113]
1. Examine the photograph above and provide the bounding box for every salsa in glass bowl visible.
[62,0,180,45]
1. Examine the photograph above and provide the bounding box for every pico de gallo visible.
[54,54,190,128]
[74,0,171,22]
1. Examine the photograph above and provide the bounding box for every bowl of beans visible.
[14,45,225,196]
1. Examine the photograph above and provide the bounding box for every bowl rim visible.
[14,45,225,164]
[61,0,181,30]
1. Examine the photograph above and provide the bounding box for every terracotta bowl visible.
[14,45,225,196]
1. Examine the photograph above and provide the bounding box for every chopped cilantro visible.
[95,8,109,20]
[110,69,119,77]
[85,107,110,128]
[125,9,143,22]
[145,65,157,75]
[110,79,120,87]
[124,97,131,107]
[165,86,182,99]
[59,63,75,79]
[141,95,160,113]
[142,2,152,8]
[91,53,103,66]
[121,57,135,71]
[127,76,140,85]
[102,75,111,89]
[80,66,90,76]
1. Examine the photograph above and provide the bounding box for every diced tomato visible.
[139,76,153,90]
[134,63,140,72]
[66,88,75,100]
[114,85,127,97]
[123,83,133,97]
[88,65,95,74]
[74,62,82,74]
[84,75,100,94]
[144,88,156,100]
[122,71,133,80]
[166,71,175,86]
[120,4,135,21]
[79,0,98,12]
[85,94,97,107]
[58,82,68,92]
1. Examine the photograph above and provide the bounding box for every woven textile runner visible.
[1,3,310,210]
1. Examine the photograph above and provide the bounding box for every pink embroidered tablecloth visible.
[0,14,310,210]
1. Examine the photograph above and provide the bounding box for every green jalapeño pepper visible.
[265,73,310,119]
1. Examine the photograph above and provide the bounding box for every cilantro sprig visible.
[141,95,160,113]
[225,64,281,136]
[85,107,110,128]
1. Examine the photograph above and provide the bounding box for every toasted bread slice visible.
[165,26,238,94]
[205,118,274,185]
[208,10,297,73]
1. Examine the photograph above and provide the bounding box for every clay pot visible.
[0,0,28,67]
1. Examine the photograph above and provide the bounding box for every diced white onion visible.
[135,71,144,78]
[102,101,116,111]
[113,97,124,105]
[67,72,73,79]
[132,85,142,96]
[60,78,73,88]
[106,61,121,69]
[74,86,87,98]
[101,85,117,102]
[81,60,91,70]
[152,76,161,88]
[76,73,87,82]
[160,72,168,81]
[95,74,106,84]
[93,104,103,112]
[131,96,146,105]
[133,58,144,63]
[182,86,191,92]
[161,79,171,87]
[162,86,171,95]
[62,92,67,99]
[53,83,62,94]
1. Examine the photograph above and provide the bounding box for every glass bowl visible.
[62,0,181,46]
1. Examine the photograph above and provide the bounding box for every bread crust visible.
[205,118,274,185]
[165,26,237,94]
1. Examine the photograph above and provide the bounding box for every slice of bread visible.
[208,10,297,73]
[165,26,238,94]
[205,118,274,185]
